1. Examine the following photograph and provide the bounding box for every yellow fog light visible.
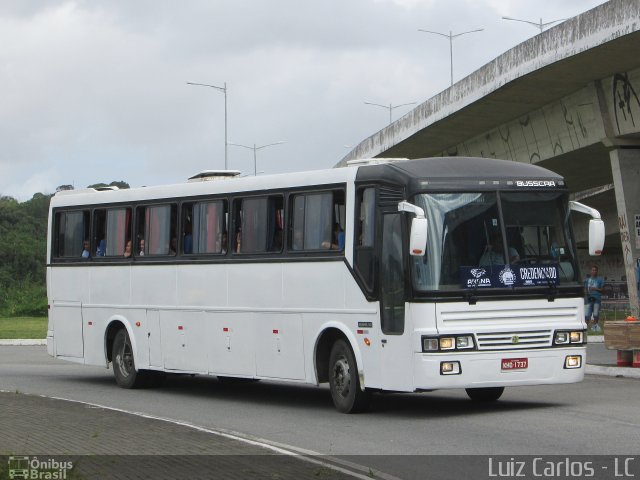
[564,355,582,369]
[440,361,461,375]
[569,331,583,343]
[439,337,455,350]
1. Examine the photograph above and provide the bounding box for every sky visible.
[0,0,608,201]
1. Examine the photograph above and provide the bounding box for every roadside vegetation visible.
[0,181,129,320]
[0,316,47,339]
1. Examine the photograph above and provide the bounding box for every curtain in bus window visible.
[241,198,267,253]
[193,202,222,254]
[413,193,486,290]
[146,205,170,255]
[292,196,305,250]
[304,193,332,249]
[63,211,85,257]
[105,209,128,256]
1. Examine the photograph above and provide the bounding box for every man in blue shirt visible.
[585,265,604,332]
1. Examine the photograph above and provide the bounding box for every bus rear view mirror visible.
[569,201,605,257]
[398,201,428,256]
[589,219,605,256]
[410,217,428,256]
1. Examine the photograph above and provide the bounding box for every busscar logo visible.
[515,180,556,187]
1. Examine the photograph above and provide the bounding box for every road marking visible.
[1,390,401,480]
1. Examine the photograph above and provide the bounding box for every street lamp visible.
[501,16,566,33]
[228,141,285,176]
[418,28,484,86]
[187,81,228,170]
[363,101,418,125]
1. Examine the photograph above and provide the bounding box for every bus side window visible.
[54,210,90,258]
[354,188,376,293]
[187,200,229,254]
[234,196,283,254]
[289,190,344,251]
[136,204,177,256]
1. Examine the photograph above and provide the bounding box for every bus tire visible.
[329,339,370,413]
[465,387,504,402]
[112,329,147,389]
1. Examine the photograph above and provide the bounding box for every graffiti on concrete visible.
[612,72,640,134]
[451,87,597,164]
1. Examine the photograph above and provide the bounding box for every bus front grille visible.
[475,330,553,350]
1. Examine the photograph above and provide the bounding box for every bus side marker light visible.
[87,321,93,326]
[364,338,371,346]
[564,355,582,369]
[135,321,141,327]
[440,361,461,375]
[178,326,183,331]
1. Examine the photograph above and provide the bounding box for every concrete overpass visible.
[339,0,640,315]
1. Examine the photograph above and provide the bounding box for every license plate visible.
[501,358,528,370]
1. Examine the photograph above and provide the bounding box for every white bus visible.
[46,157,604,413]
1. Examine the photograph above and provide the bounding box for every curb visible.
[0,339,46,346]
[585,364,640,379]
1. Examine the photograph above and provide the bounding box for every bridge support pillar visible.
[610,148,640,317]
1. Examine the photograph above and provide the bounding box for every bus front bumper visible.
[413,347,586,390]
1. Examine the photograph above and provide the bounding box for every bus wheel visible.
[329,339,370,413]
[465,387,504,402]
[112,329,145,389]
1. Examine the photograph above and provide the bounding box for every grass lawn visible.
[0,316,47,339]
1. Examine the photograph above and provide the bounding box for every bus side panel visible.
[255,313,305,380]
[207,312,256,377]
[49,267,90,359]
[160,310,207,373]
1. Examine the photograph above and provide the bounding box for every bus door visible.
[378,212,412,391]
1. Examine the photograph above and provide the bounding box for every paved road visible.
[0,345,638,479]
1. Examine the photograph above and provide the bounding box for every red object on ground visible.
[617,350,632,367]
[632,350,640,368]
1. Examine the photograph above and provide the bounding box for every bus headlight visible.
[439,337,455,350]
[554,330,585,345]
[423,338,439,351]
[456,336,474,349]
[569,331,584,343]
[421,335,476,352]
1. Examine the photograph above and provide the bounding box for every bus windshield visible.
[412,191,579,292]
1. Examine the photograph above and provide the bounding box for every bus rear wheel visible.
[465,387,504,402]
[112,329,148,389]
[329,339,370,413]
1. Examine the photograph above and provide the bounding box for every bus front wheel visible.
[465,387,504,402]
[328,339,370,413]
[112,329,146,389]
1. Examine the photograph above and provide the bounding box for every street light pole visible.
[363,101,418,124]
[187,81,228,170]
[418,28,484,86]
[228,141,285,176]
[501,16,566,33]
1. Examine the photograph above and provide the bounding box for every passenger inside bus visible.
[81,240,91,259]
[123,240,133,258]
